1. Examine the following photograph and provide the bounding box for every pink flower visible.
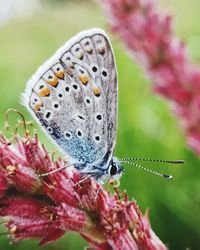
[0,131,167,249]
[98,0,200,155]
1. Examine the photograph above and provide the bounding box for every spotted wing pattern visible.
[22,28,118,166]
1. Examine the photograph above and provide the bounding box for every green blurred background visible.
[0,0,200,249]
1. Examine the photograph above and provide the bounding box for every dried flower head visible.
[98,0,200,155]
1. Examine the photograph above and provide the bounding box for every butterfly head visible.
[107,157,124,180]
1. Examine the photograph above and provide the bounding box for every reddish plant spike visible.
[98,0,200,156]
[0,170,7,199]
[0,131,167,249]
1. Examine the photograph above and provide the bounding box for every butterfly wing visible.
[22,28,118,165]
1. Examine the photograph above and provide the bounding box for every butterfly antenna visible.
[120,158,185,164]
[120,160,173,179]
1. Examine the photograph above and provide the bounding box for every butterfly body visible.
[22,28,123,183]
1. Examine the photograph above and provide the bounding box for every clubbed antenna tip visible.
[163,174,173,179]
[172,160,185,164]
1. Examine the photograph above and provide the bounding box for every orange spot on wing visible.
[79,75,89,85]
[47,78,58,87]
[55,71,65,79]
[39,87,50,97]
[34,103,43,111]
[93,87,100,97]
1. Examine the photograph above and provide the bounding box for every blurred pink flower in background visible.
[0,131,167,250]
[98,0,200,155]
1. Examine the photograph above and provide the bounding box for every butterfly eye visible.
[109,162,118,176]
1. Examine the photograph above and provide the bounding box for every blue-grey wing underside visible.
[22,29,118,166]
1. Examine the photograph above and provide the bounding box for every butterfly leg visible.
[72,174,91,187]
[94,177,109,201]
[94,185,103,202]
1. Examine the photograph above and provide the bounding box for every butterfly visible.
[22,28,123,184]
[22,28,184,185]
